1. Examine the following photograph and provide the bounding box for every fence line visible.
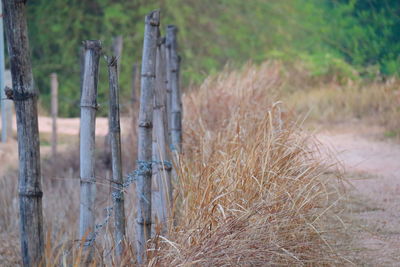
[4,6,182,265]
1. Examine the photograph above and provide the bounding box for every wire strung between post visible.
[86,159,172,247]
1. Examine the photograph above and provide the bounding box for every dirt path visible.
[317,125,400,266]
[0,116,136,136]
[0,116,133,173]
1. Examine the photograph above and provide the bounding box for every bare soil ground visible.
[317,123,400,266]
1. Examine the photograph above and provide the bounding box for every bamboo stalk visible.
[106,56,126,258]
[130,62,139,122]
[164,42,172,146]
[130,62,139,166]
[112,35,123,75]
[0,0,12,143]
[166,25,182,153]
[104,35,124,163]
[152,36,172,233]
[50,73,58,158]
[2,1,44,265]
[79,40,101,255]
[135,10,160,264]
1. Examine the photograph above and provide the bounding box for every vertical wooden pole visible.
[136,10,159,264]
[2,0,44,265]
[79,40,101,254]
[0,0,4,143]
[130,63,138,122]
[166,25,182,153]
[0,0,12,143]
[80,46,85,96]
[164,44,172,146]
[105,35,124,162]
[106,56,126,258]
[152,37,172,233]
[50,73,58,158]
[130,63,138,167]
[111,35,123,74]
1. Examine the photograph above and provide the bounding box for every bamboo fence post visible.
[130,63,138,168]
[104,35,124,162]
[135,10,159,264]
[80,46,85,95]
[2,1,44,265]
[106,56,126,258]
[112,35,123,74]
[79,40,101,255]
[130,62,138,122]
[166,25,182,153]
[0,0,12,143]
[152,36,172,233]
[50,73,58,158]
[164,44,172,146]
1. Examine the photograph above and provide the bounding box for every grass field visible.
[1,61,399,265]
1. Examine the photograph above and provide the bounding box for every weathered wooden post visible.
[2,0,44,265]
[104,35,123,162]
[164,45,172,146]
[135,10,159,264]
[79,40,101,255]
[50,73,58,158]
[166,25,182,153]
[152,36,172,232]
[112,35,123,74]
[129,63,139,166]
[106,56,126,257]
[130,62,138,122]
[0,0,12,143]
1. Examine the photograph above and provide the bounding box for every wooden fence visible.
[3,4,181,266]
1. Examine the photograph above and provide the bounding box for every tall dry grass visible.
[149,62,346,266]
[284,74,400,137]
[0,62,347,266]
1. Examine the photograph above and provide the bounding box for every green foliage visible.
[300,53,359,82]
[19,0,400,116]
[321,0,400,76]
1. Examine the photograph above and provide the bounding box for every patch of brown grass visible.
[149,62,346,266]
[0,62,348,266]
[284,77,400,138]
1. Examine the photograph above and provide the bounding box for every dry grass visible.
[284,76,400,138]
[148,62,346,266]
[0,62,348,266]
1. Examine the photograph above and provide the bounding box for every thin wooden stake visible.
[79,40,101,255]
[130,62,139,166]
[0,0,12,143]
[135,10,160,264]
[166,25,182,153]
[2,1,44,265]
[164,45,172,146]
[130,62,139,124]
[106,56,126,258]
[112,35,123,74]
[152,37,172,233]
[50,73,58,158]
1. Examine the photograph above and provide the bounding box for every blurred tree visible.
[20,0,399,116]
